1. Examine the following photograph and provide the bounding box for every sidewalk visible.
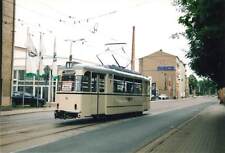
[0,105,56,116]
[138,103,225,153]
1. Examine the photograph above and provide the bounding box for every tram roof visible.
[67,63,150,81]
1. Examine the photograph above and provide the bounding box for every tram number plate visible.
[62,81,73,91]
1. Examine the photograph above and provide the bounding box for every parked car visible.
[158,94,169,100]
[12,92,46,107]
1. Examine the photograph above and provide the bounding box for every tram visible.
[55,61,152,119]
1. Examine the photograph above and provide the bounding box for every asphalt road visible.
[17,99,215,153]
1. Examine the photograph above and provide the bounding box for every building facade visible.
[12,46,90,103]
[12,67,57,102]
[139,50,188,99]
[13,46,60,102]
[1,0,15,106]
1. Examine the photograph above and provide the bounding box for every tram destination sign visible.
[157,66,175,71]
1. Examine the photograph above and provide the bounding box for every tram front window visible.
[60,71,91,92]
[62,75,75,81]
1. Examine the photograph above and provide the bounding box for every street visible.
[0,96,217,153]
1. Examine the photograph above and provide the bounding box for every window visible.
[99,74,105,92]
[81,71,90,92]
[113,76,124,93]
[13,70,17,79]
[61,74,76,91]
[91,73,97,92]
[125,78,133,93]
[91,73,105,92]
[134,80,142,94]
[18,86,24,92]
[18,70,25,80]
[62,75,75,81]
[75,75,82,91]
[25,86,33,95]
[145,81,150,95]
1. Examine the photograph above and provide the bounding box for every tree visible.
[174,0,225,89]
[189,74,198,95]
[197,79,217,95]
[43,65,51,83]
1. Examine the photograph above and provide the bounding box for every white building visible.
[13,45,92,102]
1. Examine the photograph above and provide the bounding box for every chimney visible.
[131,26,135,71]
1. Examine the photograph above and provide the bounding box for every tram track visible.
[1,114,147,153]
[1,116,134,148]
[0,122,98,147]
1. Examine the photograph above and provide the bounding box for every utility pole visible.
[131,26,135,71]
[37,32,45,107]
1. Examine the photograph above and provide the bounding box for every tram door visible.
[91,73,105,115]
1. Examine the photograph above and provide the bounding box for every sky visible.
[14,0,192,75]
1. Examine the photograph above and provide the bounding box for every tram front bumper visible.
[55,110,79,119]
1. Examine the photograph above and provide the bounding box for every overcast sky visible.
[15,0,192,75]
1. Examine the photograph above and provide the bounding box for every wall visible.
[139,50,178,98]
[1,0,15,106]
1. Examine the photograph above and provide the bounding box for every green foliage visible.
[34,65,51,82]
[25,73,36,78]
[197,79,217,95]
[42,65,51,82]
[189,74,198,94]
[175,0,225,88]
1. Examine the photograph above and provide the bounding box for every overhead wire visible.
[4,0,152,67]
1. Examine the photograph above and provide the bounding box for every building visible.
[139,50,188,99]
[13,46,59,102]
[1,0,15,106]
[12,45,94,102]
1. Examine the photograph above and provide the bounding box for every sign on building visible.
[157,66,175,71]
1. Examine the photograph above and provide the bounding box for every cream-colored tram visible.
[55,62,151,119]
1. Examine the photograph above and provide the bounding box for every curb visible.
[0,108,55,116]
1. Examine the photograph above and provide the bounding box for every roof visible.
[139,49,176,60]
[139,49,186,66]
[65,63,150,81]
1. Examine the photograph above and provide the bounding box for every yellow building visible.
[139,50,188,99]
[1,0,15,106]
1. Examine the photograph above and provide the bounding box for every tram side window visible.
[91,73,97,92]
[81,72,91,92]
[113,76,124,93]
[99,74,105,92]
[125,78,133,93]
[75,76,82,91]
[134,80,142,94]
[145,81,150,95]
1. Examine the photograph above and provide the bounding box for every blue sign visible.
[157,66,175,71]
